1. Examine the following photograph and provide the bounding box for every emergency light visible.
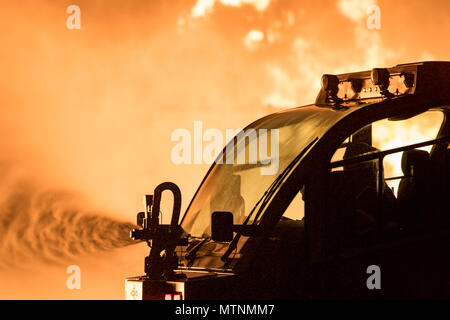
[316,61,450,106]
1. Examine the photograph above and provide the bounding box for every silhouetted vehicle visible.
[126,61,450,299]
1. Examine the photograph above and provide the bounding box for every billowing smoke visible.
[0,167,137,269]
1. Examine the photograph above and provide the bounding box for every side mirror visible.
[211,211,234,242]
[211,211,262,242]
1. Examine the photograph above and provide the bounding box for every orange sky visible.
[0,0,448,299]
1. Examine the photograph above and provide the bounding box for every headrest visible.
[401,149,430,175]
[343,142,378,173]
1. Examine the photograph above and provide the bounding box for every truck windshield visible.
[181,105,348,237]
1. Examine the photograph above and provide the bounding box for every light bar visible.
[321,74,342,105]
[371,68,390,87]
[316,61,450,105]
[321,74,339,92]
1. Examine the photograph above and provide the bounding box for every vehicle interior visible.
[316,106,450,298]
[326,107,450,251]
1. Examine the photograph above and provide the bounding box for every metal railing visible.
[330,136,450,229]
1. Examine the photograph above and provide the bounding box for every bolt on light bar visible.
[316,61,450,106]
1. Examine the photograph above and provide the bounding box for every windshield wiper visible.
[221,137,318,262]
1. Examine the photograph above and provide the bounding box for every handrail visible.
[329,135,450,231]
[330,136,450,169]
[384,174,411,181]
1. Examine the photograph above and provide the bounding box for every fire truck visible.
[125,61,450,299]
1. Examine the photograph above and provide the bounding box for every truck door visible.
[323,109,450,299]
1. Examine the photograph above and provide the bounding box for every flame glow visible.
[244,29,265,50]
[373,111,443,194]
[0,0,448,299]
[192,0,270,17]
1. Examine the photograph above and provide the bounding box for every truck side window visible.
[328,110,445,253]
[282,190,305,221]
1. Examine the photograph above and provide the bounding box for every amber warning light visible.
[312,61,450,107]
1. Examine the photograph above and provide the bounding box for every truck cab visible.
[126,61,450,299]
